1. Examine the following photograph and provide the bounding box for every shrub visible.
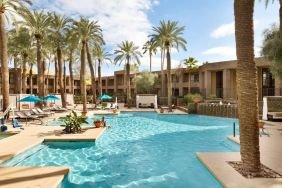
[184,94,203,104]
[61,111,88,134]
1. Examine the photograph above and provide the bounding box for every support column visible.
[204,71,211,98]
[223,69,231,99]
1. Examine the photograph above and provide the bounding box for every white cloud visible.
[211,20,259,39]
[33,0,158,47]
[211,22,235,39]
[202,46,236,57]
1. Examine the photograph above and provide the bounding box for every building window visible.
[262,68,275,97]
[9,74,14,84]
[191,74,199,82]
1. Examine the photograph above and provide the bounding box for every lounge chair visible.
[31,109,49,117]
[105,103,111,110]
[22,111,40,119]
[111,103,117,109]
[96,104,102,110]
[15,112,43,124]
[36,108,55,116]
[50,106,67,112]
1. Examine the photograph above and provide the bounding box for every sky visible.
[30,0,279,76]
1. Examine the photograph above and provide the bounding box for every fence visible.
[197,103,238,118]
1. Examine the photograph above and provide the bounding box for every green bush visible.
[184,94,203,104]
[61,111,88,134]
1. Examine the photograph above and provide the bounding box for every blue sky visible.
[31,0,279,76]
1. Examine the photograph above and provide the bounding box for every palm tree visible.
[8,29,22,93]
[73,18,104,110]
[151,20,187,112]
[143,39,157,72]
[0,0,31,111]
[73,18,103,113]
[49,13,70,107]
[66,28,79,95]
[114,41,142,108]
[16,27,33,94]
[234,0,261,174]
[93,44,112,96]
[182,57,198,94]
[20,10,51,108]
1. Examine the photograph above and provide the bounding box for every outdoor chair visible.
[31,109,49,117]
[105,103,111,110]
[36,108,55,116]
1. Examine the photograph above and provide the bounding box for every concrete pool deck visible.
[198,121,282,188]
[0,121,105,188]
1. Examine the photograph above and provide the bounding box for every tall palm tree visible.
[143,39,157,72]
[66,28,79,95]
[151,20,187,112]
[16,27,33,94]
[8,29,22,93]
[0,0,31,111]
[50,13,70,107]
[182,57,198,93]
[73,18,104,109]
[93,44,112,96]
[114,41,142,108]
[20,10,51,108]
[234,0,261,174]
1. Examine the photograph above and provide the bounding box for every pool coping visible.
[197,123,282,188]
[0,126,106,188]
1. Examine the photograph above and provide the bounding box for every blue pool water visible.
[3,112,239,188]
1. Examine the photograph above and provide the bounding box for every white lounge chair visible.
[105,103,111,110]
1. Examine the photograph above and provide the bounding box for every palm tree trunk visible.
[0,13,9,111]
[188,72,191,94]
[22,53,28,94]
[280,0,282,40]
[234,0,260,173]
[13,54,18,68]
[161,48,166,97]
[64,60,66,93]
[54,56,58,93]
[86,42,96,104]
[57,47,66,108]
[69,50,74,94]
[166,46,172,112]
[126,59,131,108]
[98,59,102,96]
[81,41,87,113]
[35,35,44,108]
[149,52,152,73]
[29,64,33,94]
[46,58,51,95]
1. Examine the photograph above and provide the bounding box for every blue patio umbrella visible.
[98,94,112,100]
[42,95,60,101]
[19,95,43,103]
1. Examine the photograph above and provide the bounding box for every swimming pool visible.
[3,112,239,188]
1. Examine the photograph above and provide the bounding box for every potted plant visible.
[112,109,117,113]
[94,119,102,128]
[61,111,88,134]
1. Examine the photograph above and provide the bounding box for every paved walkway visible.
[198,121,282,188]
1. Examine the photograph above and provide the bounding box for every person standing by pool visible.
[102,116,111,129]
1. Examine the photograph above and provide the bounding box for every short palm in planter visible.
[61,111,88,134]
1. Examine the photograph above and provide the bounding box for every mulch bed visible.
[229,161,282,178]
